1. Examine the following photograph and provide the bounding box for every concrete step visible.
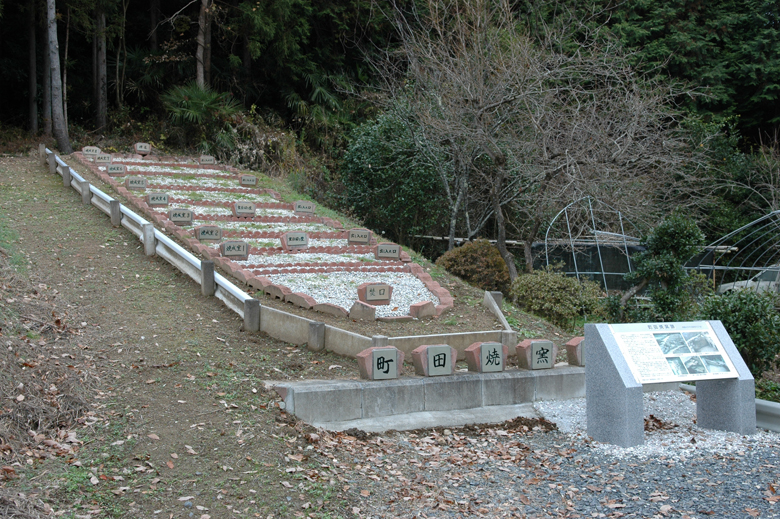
[270,365,585,430]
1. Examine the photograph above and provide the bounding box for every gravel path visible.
[314,390,780,518]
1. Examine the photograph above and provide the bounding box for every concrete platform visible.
[269,365,585,431]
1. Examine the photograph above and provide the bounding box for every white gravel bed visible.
[241,252,375,265]
[167,191,278,204]
[218,221,333,233]
[109,175,241,190]
[264,271,440,317]
[172,204,294,217]
[534,390,779,460]
[117,164,234,176]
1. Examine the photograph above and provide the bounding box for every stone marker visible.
[357,282,393,306]
[517,339,557,370]
[145,193,169,206]
[280,231,309,251]
[95,153,112,164]
[168,208,193,225]
[566,336,585,366]
[199,154,216,165]
[194,225,222,242]
[412,344,456,377]
[134,142,151,155]
[82,146,100,156]
[347,228,371,245]
[231,201,256,218]
[107,164,126,176]
[125,176,147,190]
[409,301,436,319]
[374,243,401,260]
[465,341,507,373]
[293,200,315,215]
[357,346,404,380]
[240,174,257,187]
[219,240,249,260]
[349,300,376,321]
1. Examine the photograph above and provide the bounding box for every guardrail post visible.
[80,180,91,205]
[142,224,156,256]
[308,322,325,352]
[243,298,260,332]
[110,200,122,226]
[371,335,389,348]
[62,165,71,187]
[47,152,56,175]
[201,261,215,296]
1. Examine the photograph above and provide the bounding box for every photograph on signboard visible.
[609,321,740,384]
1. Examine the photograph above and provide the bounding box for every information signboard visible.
[609,321,739,384]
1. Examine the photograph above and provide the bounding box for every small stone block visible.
[285,292,316,309]
[239,174,257,186]
[313,303,349,318]
[409,301,437,319]
[293,200,316,215]
[219,240,249,260]
[357,282,393,306]
[95,153,112,164]
[231,202,256,217]
[357,347,403,380]
[106,164,126,176]
[280,231,309,251]
[145,193,169,206]
[347,228,372,245]
[374,243,402,260]
[125,176,147,190]
[194,225,222,241]
[264,284,292,300]
[517,340,557,370]
[465,342,507,373]
[82,146,100,156]
[134,142,151,155]
[566,337,585,366]
[349,300,376,321]
[199,154,216,165]
[412,344,455,377]
[168,208,193,225]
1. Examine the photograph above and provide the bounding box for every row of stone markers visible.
[357,337,585,380]
[76,144,455,319]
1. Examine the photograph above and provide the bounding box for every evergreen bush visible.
[436,239,510,294]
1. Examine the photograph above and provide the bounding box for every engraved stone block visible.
[240,174,257,186]
[125,176,147,190]
[134,142,151,155]
[347,228,371,245]
[374,243,401,260]
[195,225,222,242]
[231,201,256,218]
[107,164,126,176]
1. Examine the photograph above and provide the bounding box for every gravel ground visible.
[315,390,780,518]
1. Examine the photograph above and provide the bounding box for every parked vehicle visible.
[716,264,780,294]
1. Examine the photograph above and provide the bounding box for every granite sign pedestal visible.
[585,321,756,448]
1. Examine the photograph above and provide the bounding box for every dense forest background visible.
[1,0,779,264]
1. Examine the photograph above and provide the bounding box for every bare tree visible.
[368,0,710,279]
[196,0,212,88]
[28,3,37,135]
[47,0,72,153]
[95,5,107,130]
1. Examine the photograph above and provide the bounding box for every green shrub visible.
[510,267,603,329]
[436,239,510,294]
[161,82,241,151]
[700,290,780,377]
[756,378,780,403]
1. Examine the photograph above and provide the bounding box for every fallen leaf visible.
[170,453,178,459]
[746,508,760,517]
[145,380,155,384]
[147,434,160,440]
[360,490,370,497]
[281,481,293,488]
[178,496,195,501]
[166,460,174,469]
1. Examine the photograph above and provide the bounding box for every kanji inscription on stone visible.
[82,146,100,156]
[365,284,391,302]
[220,240,248,258]
[195,225,222,241]
[348,228,371,245]
[294,200,315,214]
[199,155,215,165]
[95,154,112,164]
[372,349,398,380]
[427,344,452,376]
[480,342,504,372]
[375,244,401,260]
[146,193,169,206]
[232,202,256,217]
[107,164,126,176]
[125,176,147,190]
[134,142,151,155]
[531,340,554,370]
[282,232,309,249]
[240,174,257,186]
[168,208,193,225]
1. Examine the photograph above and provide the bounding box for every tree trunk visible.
[491,173,519,281]
[63,8,70,128]
[195,0,211,88]
[150,0,159,51]
[42,25,52,137]
[243,35,252,75]
[47,0,72,153]
[204,4,212,86]
[28,5,38,135]
[96,8,107,130]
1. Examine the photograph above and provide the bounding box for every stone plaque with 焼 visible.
[293,200,315,215]
[125,176,147,190]
[107,164,126,176]
[220,240,249,260]
[95,154,112,164]
[240,174,257,187]
[374,243,401,260]
[145,193,169,206]
[195,225,222,242]
[465,342,507,373]
[280,232,309,251]
[231,202,256,218]
[134,142,151,155]
[82,146,100,156]
[357,282,393,306]
[199,155,216,165]
[347,228,371,245]
[168,208,193,225]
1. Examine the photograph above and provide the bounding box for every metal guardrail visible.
[680,384,780,433]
